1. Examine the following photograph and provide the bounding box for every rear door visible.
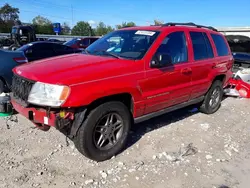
[187,31,215,100]
[142,30,192,114]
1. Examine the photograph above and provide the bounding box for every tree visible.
[32,15,53,34]
[32,15,51,25]
[71,21,94,36]
[61,22,71,35]
[0,3,20,33]
[154,19,163,26]
[116,22,136,29]
[95,22,114,36]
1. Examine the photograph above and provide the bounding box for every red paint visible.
[11,99,57,127]
[227,78,250,98]
[12,25,233,127]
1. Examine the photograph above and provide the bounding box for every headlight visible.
[28,82,70,107]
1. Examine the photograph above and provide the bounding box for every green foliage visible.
[31,15,53,34]
[32,15,51,25]
[116,22,136,29]
[95,22,114,36]
[71,21,94,36]
[0,3,20,33]
[154,19,163,26]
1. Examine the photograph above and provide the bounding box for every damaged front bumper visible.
[11,97,86,138]
[11,98,75,131]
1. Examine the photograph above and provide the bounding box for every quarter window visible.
[211,34,229,56]
[156,31,188,64]
[190,32,214,60]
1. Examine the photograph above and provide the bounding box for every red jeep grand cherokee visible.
[11,22,233,161]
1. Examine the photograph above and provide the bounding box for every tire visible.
[199,80,223,114]
[0,80,5,94]
[73,101,131,161]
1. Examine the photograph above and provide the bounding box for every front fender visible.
[62,79,143,107]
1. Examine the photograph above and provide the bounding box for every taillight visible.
[13,57,28,64]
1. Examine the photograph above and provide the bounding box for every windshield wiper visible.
[93,50,122,59]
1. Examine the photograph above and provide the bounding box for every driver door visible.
[141,31,192,114]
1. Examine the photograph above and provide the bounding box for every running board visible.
[134,96,204,124]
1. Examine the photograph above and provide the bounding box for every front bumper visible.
[11,99,57,127]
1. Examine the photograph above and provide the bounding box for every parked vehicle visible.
[0,50,28,93]
[64,37,99,49]
[47,38,65,44]
[9,25,36,51]
[11,22,233,161]
[16,42,82,62]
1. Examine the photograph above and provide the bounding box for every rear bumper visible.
[11,99,57,127]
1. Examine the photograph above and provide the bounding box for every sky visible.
[1,0,250,28]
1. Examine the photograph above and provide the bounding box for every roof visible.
[27,41,61,45]
[119,23,218,33]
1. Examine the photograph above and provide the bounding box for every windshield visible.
[64,38,79,46]
[85,30,160,60]
[11,27,18,34]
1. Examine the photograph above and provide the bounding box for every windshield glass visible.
[64,38,79,46]
[86,30,160,59]
[11,27,18,34]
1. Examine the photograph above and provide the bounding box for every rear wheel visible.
[199,80,223,114]
[73,101,131,161]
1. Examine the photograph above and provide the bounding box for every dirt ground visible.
[0,97,250,188]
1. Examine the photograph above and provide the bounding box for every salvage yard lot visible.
[0,97,250,188]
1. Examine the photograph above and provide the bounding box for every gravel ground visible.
[0,97,250,188]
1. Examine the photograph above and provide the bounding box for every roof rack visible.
[162,22,218,32]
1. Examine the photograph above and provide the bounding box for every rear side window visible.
[211,34,229,56]
[190,32,214,60]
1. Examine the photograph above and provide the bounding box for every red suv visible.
[64,37,100,49]
[11,22,233,161]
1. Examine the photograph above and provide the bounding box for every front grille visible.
[12,74,35,104]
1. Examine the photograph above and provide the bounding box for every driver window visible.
[156,31,188,64]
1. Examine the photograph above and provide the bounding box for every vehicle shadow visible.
[125,105,200,150]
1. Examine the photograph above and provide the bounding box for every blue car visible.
[0,49,28,93]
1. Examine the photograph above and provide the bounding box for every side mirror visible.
[79,43,84,47]
[150,53,172,68]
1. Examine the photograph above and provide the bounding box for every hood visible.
[233,52,250,63]
[13,53,138,85]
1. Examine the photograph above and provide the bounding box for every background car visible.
[0,50,28,93]
[64,37,99,49]
[16,41,82,62]
[47,38,65,44]
[226,35,250,70]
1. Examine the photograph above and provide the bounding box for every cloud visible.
[88,20,96,26]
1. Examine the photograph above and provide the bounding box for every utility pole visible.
[71,4,74,30]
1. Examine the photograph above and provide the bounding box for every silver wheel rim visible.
[209,87,220,108]
[93,113,124,150]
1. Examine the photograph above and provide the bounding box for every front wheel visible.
[199,80,223,114]
[73,101,131,161]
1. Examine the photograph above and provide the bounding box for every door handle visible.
[181,68,192,74]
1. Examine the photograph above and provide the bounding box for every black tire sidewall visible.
[202,80,223,114]
[74,102,131,161]
[0,80,5,94]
